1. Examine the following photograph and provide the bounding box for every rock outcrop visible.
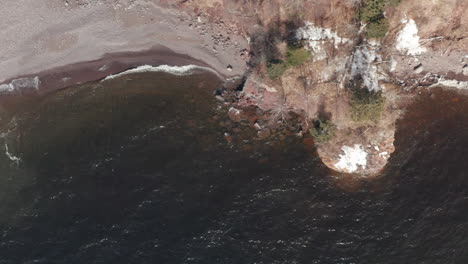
[185,0,467,175]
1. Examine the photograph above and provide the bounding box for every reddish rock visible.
[253,122,262,131]
[224,132,232,143]
[303,137,315,150]
[257,128,271,139]
[227,107,241,122]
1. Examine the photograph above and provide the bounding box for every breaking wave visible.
[0,76,40,94]
[102,64,220,81]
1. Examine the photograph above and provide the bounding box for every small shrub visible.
[286,46,312,67]
[387,0,401,7]
[358,0,395,39]
[350,88,385,122]
[367,18,389,38]
[310,119,336,143]
[266,45,311,80]
[359,0,386,23]
[267,60,288,80]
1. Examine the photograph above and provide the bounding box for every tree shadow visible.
[317,95,332,121]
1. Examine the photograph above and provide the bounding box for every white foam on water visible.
[11,76,40,90]
[0,83,14,93]
[0,76,40,94]
[4,143,21,165]
[102,64,220,81]
[334,144,368,173]
[396,19,427,56]
[98,64,110,71]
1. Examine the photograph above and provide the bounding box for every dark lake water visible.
[0,71,468,264]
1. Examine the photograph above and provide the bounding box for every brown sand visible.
[0,0,249,93]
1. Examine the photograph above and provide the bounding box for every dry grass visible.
[350,88,385,123]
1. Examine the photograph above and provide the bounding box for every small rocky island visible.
[0,0,467,175]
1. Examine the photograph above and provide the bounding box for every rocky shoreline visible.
[197,0,467,176]
[1,0,467,176]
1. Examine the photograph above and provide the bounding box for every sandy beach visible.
[0,0,249,94]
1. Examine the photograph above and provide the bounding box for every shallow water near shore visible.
[0,73,468,263]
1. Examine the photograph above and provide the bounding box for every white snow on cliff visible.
[334,144,368,173]
[103,64,219,81]
[296,22,350,61]
[396,19,426,56]
[350,44,382,91]
[430,78,468,89]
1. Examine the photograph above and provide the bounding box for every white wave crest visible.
[0,83,14,93]
[102,64,220,81]
[4,143,21,165]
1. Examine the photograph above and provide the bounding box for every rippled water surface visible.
[1,72,468,264]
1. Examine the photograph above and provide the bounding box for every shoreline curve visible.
[0,46,231,100]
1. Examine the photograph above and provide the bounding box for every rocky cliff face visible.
[178,0,467,175]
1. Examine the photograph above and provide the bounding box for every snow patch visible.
[430,78,468,89]
[102,64,219,81]
[334,144,368,173]
[379,151,389,158]
[296,22,350,61]
[390,58,398,72]
[396,19,426,56]
[350,44,382,91]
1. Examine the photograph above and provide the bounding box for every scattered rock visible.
[253,122,262,131]
[215,95,224,102]
[228,107,242,122]
[257,128,271,139]
[414,64,424,74]
[224,132,232,143]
